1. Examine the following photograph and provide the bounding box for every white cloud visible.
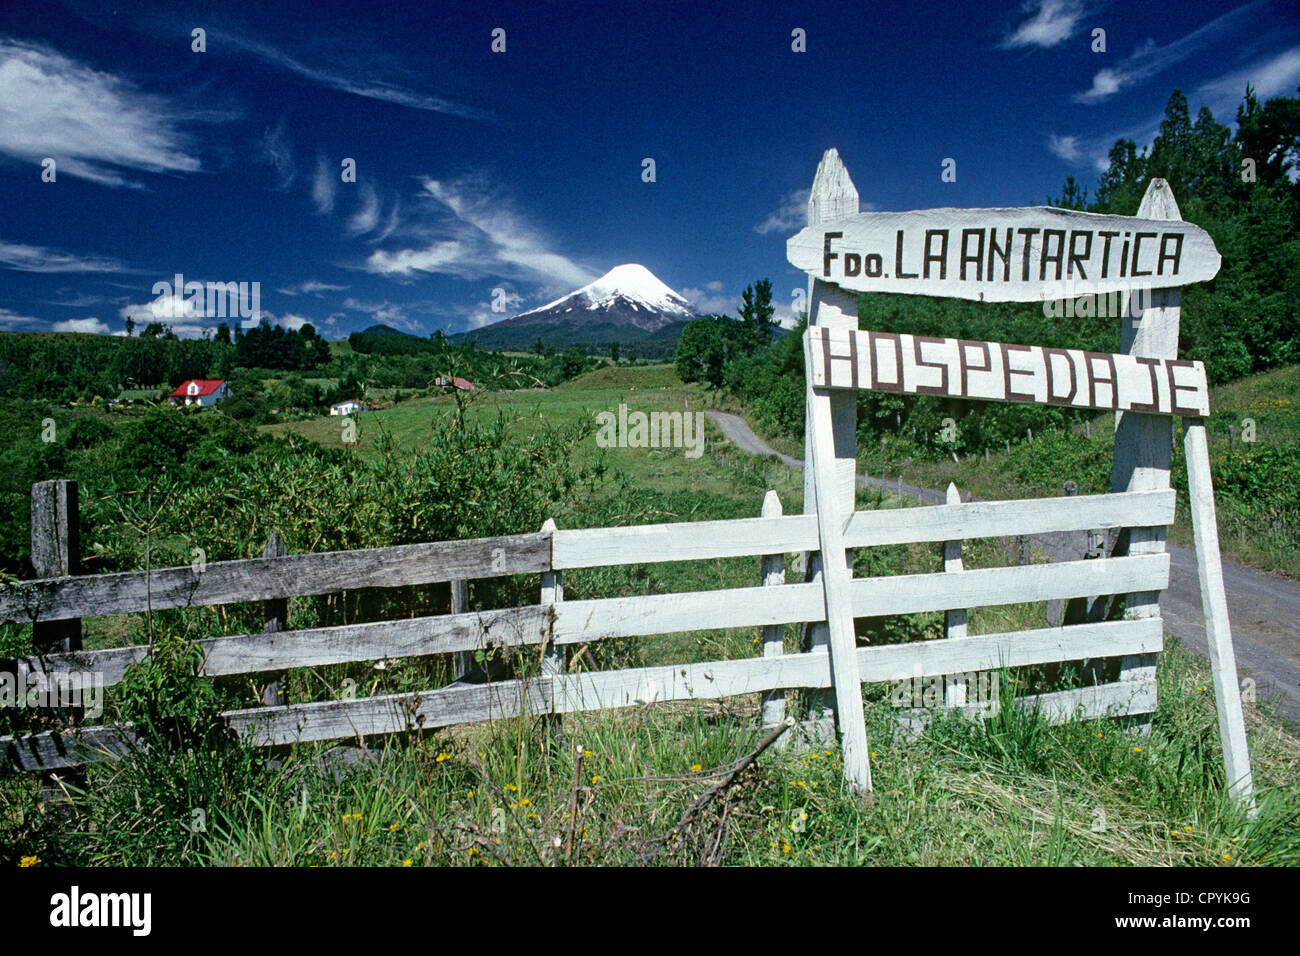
[1196,45,1300,116]
[680,287,737,316]
[347,182,382,235]
[217,32,492,122]
[1047,133,1082,162]
[1002,0,1082,50]
[0,39,210,186]
[52,317,109,334]
[754,189,811,235]
[1074,6,1264,104]
[0,240,123,273]
[705,280,723,292]
[278,279,347,296]
[363,174,595,289]
[258,118,295,189]
[341,297,423,333]
[311,156,337,215]
[0,307,42,329]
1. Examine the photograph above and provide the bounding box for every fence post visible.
[942,483,968,708]
[759,491,787,743]
[799,148,861,753]
[31,480,82,654]
[30,480,82,797]
[451,579,470,679]
[1112,179,1183,730]
[260,531,289,707]
[540,518,564,748]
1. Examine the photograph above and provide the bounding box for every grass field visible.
[4,362,1296,867]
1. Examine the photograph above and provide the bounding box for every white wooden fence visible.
[1,478,1175,772]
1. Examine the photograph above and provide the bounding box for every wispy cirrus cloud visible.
[311,156,338,215]
[257,118,295,189]
[1196,44,1300,116]
[216,31,492,123]
[1074,4,1264,104]
[363,174,596,290]
[1001,0,1083,50]
[0,239,124,273]
[0,307,43,329]
[0,38,220,186]
[278,279,348,297]
[754,189,810,235]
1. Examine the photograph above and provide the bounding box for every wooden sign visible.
[787,207,1221,302]
[805,325,1210,416]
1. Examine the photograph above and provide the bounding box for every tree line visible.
[676,85,1300,453]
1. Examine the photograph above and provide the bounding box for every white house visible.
[167,380,231,407]
[330,400,363,416]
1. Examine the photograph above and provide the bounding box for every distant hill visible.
[361,324,417,337]
[453,264,697,355]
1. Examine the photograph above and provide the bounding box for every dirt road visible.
[707,410,1300,729]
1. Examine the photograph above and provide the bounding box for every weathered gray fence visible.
[1,478,1172,773]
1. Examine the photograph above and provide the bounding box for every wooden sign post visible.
[802,149,873,793]
[790,151,1253,807]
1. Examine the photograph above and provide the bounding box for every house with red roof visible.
[167,379,231,408]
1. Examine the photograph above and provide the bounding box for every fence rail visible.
[1,480,1175,775]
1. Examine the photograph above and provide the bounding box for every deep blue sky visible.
[1,0,1297,338]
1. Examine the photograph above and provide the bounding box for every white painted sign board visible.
[788,207,1221,302]
[789,151,1253,809]
[805,326,1211,416]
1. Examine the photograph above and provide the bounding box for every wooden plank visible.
[0,531,551,624]
[2,618,1164,770]
[552,553,1168,643]
[857,618,1163,683]
[539,517,564,744]
[807,373,872,790]
[805,325,1210,416]
[30,480,81,653]
[942,483,968,706]
[1112,179,1182,708]
[260,532,289,707]
[550,490,1174,568]
[759,491,788,735]
[17,606,553,688]
[1,723,138,772]
[451,578,471,680]
[553,513,813,569]
[802,148,862,745]
[786,206,1220,301]
[227,679,554,747]
[1182,419,1254,807]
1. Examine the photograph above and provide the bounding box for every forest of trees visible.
[681,85,1300,451]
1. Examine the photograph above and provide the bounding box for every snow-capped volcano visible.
[517,263,695,330]
[456,264,697,353]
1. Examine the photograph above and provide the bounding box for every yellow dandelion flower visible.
[520,798,532,807]
[504,783,518,792]
[467,790,475,798]
[389,823,401,832]
[1133,746,1141,753]
[402,859,413,867]
[436,752,451,762]
[591,775,600,785]
[19,855,39,867]
[468,848,478,857]
[1223,853,1232,862]
[782,843,791,853]
[690,764,702,772]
